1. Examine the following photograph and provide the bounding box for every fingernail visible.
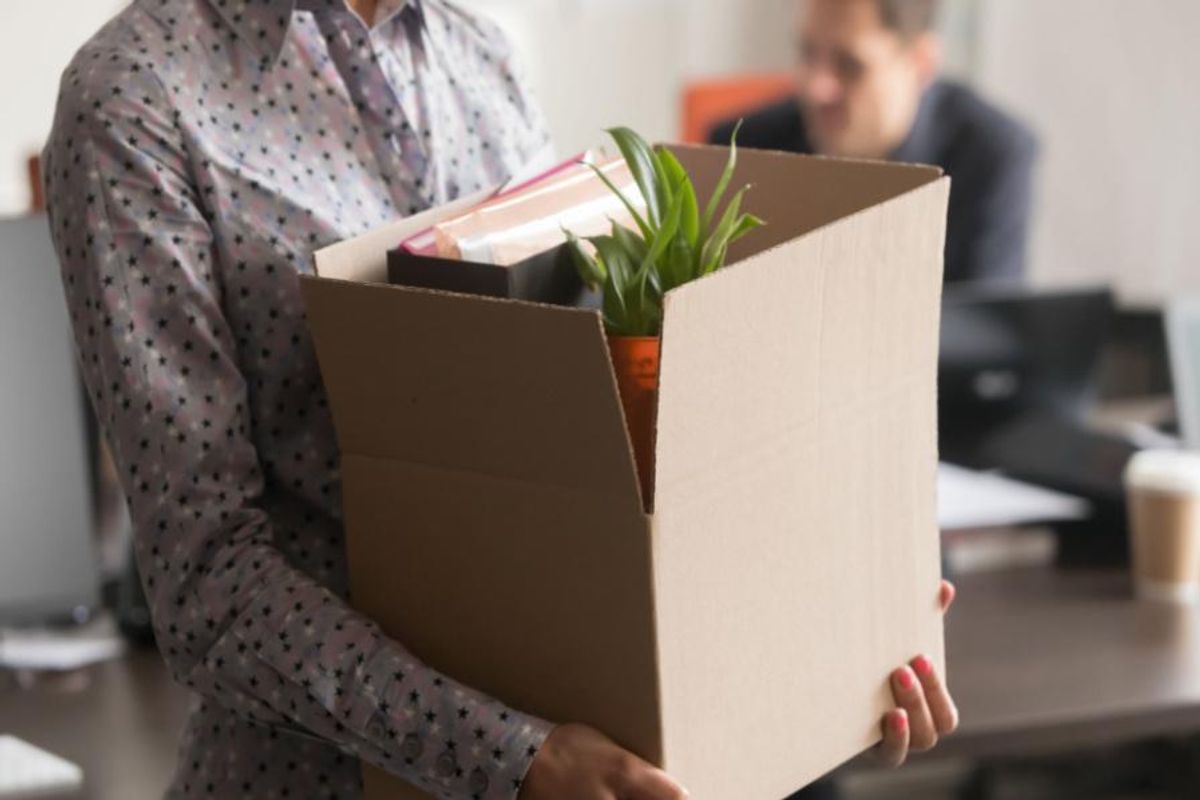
[913,655,933,678]
[892,713,908,734]
[896,668,916,691]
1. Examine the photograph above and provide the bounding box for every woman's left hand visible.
[877,580,959,767]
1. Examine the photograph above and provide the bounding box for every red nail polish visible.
[892,713,908,734]
[896,668,916,691]
[913,656,933,678]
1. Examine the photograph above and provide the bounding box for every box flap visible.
[670,144,942,264]
[346,456,662,800]
[650,175,950,796]
[300,278,642,506]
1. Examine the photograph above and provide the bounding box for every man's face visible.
[795,0,936,159]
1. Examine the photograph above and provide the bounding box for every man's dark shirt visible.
[710,80,1038,285]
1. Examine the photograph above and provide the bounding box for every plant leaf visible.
[611,219,648,262]
[607,127,664,227]
[663,235,694,292]
[703,119,743,233]
[657,148,701,250]
[593,236,633,334]
[636,182,685,293]
[586,162,654,241]
[565,229,606,289]
[728,213,766,246]
[590,234,631,295]
[567,122,760,336]
[700,185,749,275]
[649,147,675,219]
[709,242,730,281]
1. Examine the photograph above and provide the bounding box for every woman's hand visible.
[878,580,959,767]
[521,723,688,800]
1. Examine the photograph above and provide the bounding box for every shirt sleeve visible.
[42,57,550,800]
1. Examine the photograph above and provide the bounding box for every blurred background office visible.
[4,0,1199,299]
[3,1,1200,798]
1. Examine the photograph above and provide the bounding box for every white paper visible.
[0,627,124,672]
[938,462,1090,531]
[0,736,83,797]
[943,527,1059,573]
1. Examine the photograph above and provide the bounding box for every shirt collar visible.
[205,0,421,66]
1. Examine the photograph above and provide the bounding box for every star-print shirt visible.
[42,1,555,797]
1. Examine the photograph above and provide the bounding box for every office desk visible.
[2,648,190,799]
[925,567,1200,763]
[6,567,1200,797]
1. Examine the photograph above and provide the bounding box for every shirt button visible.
[434,751,458,779]
[367,715,387,740]
[401,733,423,760]
[469,768,489,793]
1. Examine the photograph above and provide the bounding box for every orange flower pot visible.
[607,335,661,510]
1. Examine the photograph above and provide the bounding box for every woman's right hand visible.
[520,723,689,799]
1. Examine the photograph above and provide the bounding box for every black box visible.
[387,243,595,307]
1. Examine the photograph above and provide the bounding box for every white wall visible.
[14,0,1193,309]
[0,1,127,214]
[2,0,796,214]
[488,0,1200,307]
[1,0,976,214]
[465,0,979,156]
[459,0,799,157]
[974,0,1200,305]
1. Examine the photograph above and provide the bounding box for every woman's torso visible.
[55,0,547,795]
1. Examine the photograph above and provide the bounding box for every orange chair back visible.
[28,155,45,212]
[680,73,796,144]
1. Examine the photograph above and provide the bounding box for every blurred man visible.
[711,0,1037,285]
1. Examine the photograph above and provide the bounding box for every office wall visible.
[1,0,979,215]
[463,0,979,158]
[457,0,799,157]
[0,1,127,213]
[975,0,1200,305]
[1,0,798,215]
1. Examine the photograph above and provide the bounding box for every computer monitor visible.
[0,214,99,624]
[939,286,1116,465]
[1167,297,1200,450]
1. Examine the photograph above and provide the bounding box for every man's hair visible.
[875,0,940,39]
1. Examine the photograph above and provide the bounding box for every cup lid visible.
[1125,449,1200,494]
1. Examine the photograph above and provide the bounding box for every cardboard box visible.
[302,146,950,799]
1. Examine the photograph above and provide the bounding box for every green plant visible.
[566,123,765,337]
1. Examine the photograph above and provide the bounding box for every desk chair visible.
[27,155,44,213]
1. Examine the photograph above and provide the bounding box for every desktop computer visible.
[0,215,100,625]
[939,287,1141,565]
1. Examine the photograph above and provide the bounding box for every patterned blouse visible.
[42,0,554,797]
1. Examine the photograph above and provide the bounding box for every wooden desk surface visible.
[934,567,1200,761]
[2,648,190,799]
[6,567,1200,796]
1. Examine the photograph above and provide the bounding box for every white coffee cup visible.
[1125,450,1200,603]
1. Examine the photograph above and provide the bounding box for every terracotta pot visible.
[607,335,661,510]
